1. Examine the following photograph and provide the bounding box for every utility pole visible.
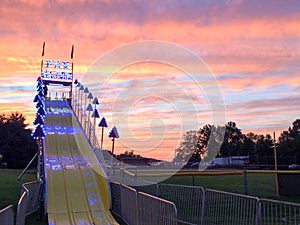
[273,131,279,196]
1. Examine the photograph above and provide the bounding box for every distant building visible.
[213,156,250,165]
[120,157,154,166]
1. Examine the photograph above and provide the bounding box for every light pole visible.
[92,97,99,109]
[273,131,279,196]
[98,117,108,150]
[91,108,100,148]
[108,126,119,176]
[86,103,93,138]
[18,79,45,180]
[82,87,89,127]
[79,84,84,124]
[75,82,81,115]
[34,95,46,180]
[108,126,119,155]
[73,79,78,109]
[86,92,93,134]
[87,92,93,103]
[32,124,46,180]
[79,84,84,108]
[83,87,89,110]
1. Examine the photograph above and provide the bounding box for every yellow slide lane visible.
[44,100,118,225]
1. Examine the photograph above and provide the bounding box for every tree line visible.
[1,111,299,168]
[0,113,37,169]
[174,119,300,166]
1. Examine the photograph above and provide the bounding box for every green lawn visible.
[0,169,35,209]
[0,169,47,225]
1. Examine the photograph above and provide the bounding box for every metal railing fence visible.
[48,90,71,100]
[121,185,138,225]
[159,184,205,225]
[16,181,42,225]
[0,205,14,225]
[21,181,42,215]
[110,182,122,217]
[259,198,300,225]
[110,182,178,225]
[203,189,259,225]
[71,94,109,173]
[138,192,177,225]
[132,182,159,197]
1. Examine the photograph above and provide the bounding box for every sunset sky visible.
[1,0,300,160]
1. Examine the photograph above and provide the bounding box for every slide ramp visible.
[44,100,118,225]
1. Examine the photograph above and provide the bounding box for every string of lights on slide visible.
[43,100,118,225]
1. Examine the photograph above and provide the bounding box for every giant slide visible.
[44,100,118,225]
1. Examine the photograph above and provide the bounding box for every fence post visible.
[155,183,159,197]
[201,189,206,225]
[256,200,261,225]
[192,174,195,186]
[135,168,138,183]
[110,182,122,217]
[243,170,248,195]
[16,192,28,225]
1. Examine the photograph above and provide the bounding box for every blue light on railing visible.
[51,164,62,170]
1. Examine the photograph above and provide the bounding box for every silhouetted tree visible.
[174,120,300,166]
[117,150,141,159]
[196,124,225,162]
[174,130,199,163]
[0,112,37,169]
[219,121,245,157]
[278,119,300,165]
[245,132,274,165]
[174,124,225,163]
[196,124,212,156]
